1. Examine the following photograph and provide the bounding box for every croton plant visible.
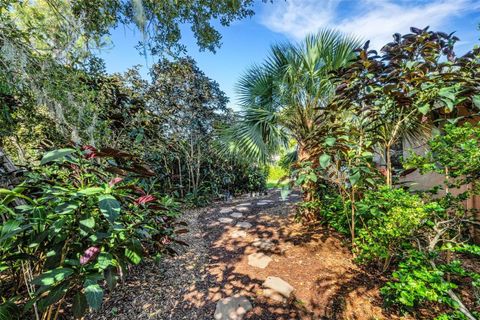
[0,146,186,319]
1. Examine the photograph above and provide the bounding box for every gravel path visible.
[89,190,396,320]
[88,190,300,320]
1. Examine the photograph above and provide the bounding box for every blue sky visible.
[100,0,480,110]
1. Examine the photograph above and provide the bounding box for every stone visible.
[220,207,233,213]
[248,253,272,269]
[230,212,243,218]
[252,238,275,251]
[236,222,252,229]
[262,289,286,303]
[238,202,251,206]
[214,295,252,320]
[231,230,247,238]
[263,276,294,298]
[235,206,249,212]
[219,217,234,224]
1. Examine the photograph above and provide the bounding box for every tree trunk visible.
[0,146,20,188]
[177,157,183,198]
[0,146,26,211]
[385,144,392,187]
[298,142,316,221]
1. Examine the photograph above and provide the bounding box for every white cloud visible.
[260,0,479,48]
[261,0,341,40]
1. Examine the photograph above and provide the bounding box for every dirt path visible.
[91,190,404,320]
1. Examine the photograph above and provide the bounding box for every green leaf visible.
[55,201,79,215]
[295,175,305,186]
[349,171,361,186]
[438,87,456,101]
[135,132,144,144]
[125,248,142,265]
[37,282,69,311]
[125,239,143,265]
[0,220,30,243]
[361,151,373,158]
[0,188,32,205]
[104,268,117,291]
[78,187,104,196]
[96,253,113,271]
[0,301,19,320]
[418,104,430,115]
[84,279,103,310]
[319,154,331,169]
[72,292,87,319]
[32,268,74,286]
[325,137,336,147]
[441,98,454,112]
[79,217,95,229]
[98,195,121,223]
[472,95,480,109]
[40,148,75,165]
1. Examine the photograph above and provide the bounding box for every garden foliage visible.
[0,147,184,318]
[301,27,480,319]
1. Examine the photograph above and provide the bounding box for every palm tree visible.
[223,29,360,217]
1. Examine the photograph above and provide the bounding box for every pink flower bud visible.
[80,246,100,265]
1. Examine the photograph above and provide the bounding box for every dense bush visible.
[0,148,182,319]
[355,187,441,266]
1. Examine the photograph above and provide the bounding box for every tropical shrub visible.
[382,251,480,319]
[355,187,441,267]
[381,251,459,309]
[0,148,182,319]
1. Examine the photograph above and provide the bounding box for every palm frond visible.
[229,29,361,162]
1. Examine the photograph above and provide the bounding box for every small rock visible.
[231,230,247,238]
[214,295,252,320]
[257,200,272,205]
[220,208,233,213]
[236,222,252,229]
[219,217,234,224]
[248,253,272,269]
[263,276,294,298]
[230,212,243,218]
[252,238,275,251]
[238,202,251,206]
[262,289,286,303]
[235,206,249,212]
